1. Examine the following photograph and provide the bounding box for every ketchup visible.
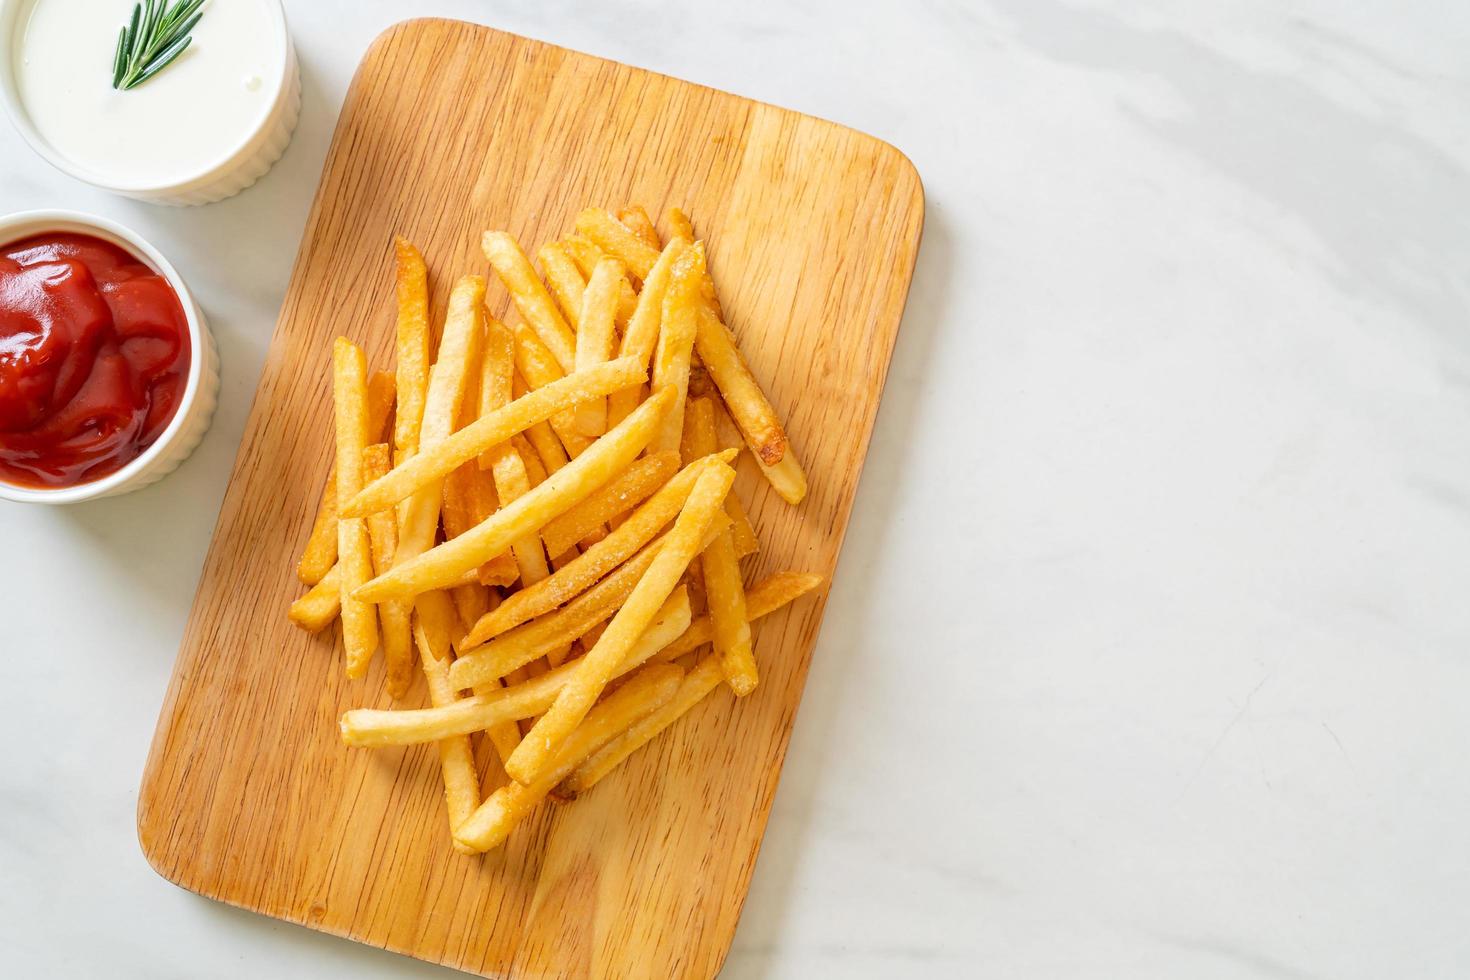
[0,232,191,488]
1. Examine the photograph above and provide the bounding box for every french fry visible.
[561,234,638,326]
[363,443,415,698]
[356,388,674,603]
[413,589,481,851]
[683,398,754,693]
[442,459,518,588]
[709,387,806,507]
[701,507,755,696]
[560,654,726,797]
[663,206,695,244]
[513,324,595,459]
[394,275,486,567]
[482,231,577,372]
[393,237,431,461]
[475,320,557,606]
[570,257,623,437]
[694,304,789,467]
[617,205,660,249]
[464,450,736,645]
[476,316,515,469]
[540,450,678,559]
[523,416,569,478]
[287,563,340,633]
[341,358,644,519]
[451,515,726,692]
[500,435,573,661]
[342,590,690,748]
[648,244,704,453]
[538,242,586,330]
[505,463,734,784]
[751,443,808,505]
[652,571,824,663]
[485,437,555,629]
[709,399,778,547]
[454,664,684,852]
[512,432,547,486]
[333,338,379,678]
[296,480,340,587]
[297,372,395,584]
[575,207,660,280]
[688,396,757,557]
[606,237,688,429]
[452,581,493,638]
[452,538,662,687]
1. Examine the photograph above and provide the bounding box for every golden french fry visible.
[342,590,690,748]
[694,304,788,466]
[522,415,569,477]
[575,207,661,280]
[362,443,415,698]
[702,510,755,696]
[561,234,638,326]
[464,450,735,645]
[454,663,684,852]
[473,321,557,607]
[356,387,673,603]
[753,444,808,505]
[709,388,807,506]
[663,206,695,244]
[453,539,662,687]
[571,257,623,437]
[482,230,577,372]
[649,243,703,454]
[441,458,517,588]
[617,205,660,249]
[341,358,645,519]
[541,450,678,559]
[413,589,481,852]
[684,396,755,687]
[393,237,431,461]
[452,581,493,637]
[607,237,689,429]
[688,396,757,557]
[394,275,486,567]
[505,463,734,783]
[477,316,515,469]
[653,571,824,663]
[486,439,555,617]
[538,242,586,330]
[513,324,594,459]
[457,514,726,692]
[288,563,340,633]
[333,337,379,678]
[561,654,726,797]
[297,372,396,584]
[296,478,339,587]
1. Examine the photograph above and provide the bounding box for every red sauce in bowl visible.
[0,232,191,489]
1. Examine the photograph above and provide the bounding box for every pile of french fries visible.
[287,206,822,854]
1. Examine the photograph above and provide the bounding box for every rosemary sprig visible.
[111,0,206,91]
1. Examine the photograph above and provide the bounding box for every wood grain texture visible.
[138,19,922,979]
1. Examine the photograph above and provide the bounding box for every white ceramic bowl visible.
[0,210,219,503]
[0,0,300,206]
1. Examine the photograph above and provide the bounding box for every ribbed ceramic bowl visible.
[0,0,300,206]
[0,210,219,503]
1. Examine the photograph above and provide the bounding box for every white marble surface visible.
[4,1,1469,977]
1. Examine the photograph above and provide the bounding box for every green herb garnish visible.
[111,0,205,91]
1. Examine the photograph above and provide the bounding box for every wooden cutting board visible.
[139,19,922,979]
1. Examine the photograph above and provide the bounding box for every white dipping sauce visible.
[14,0,284,187]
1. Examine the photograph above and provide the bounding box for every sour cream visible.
[5,0,297,202]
